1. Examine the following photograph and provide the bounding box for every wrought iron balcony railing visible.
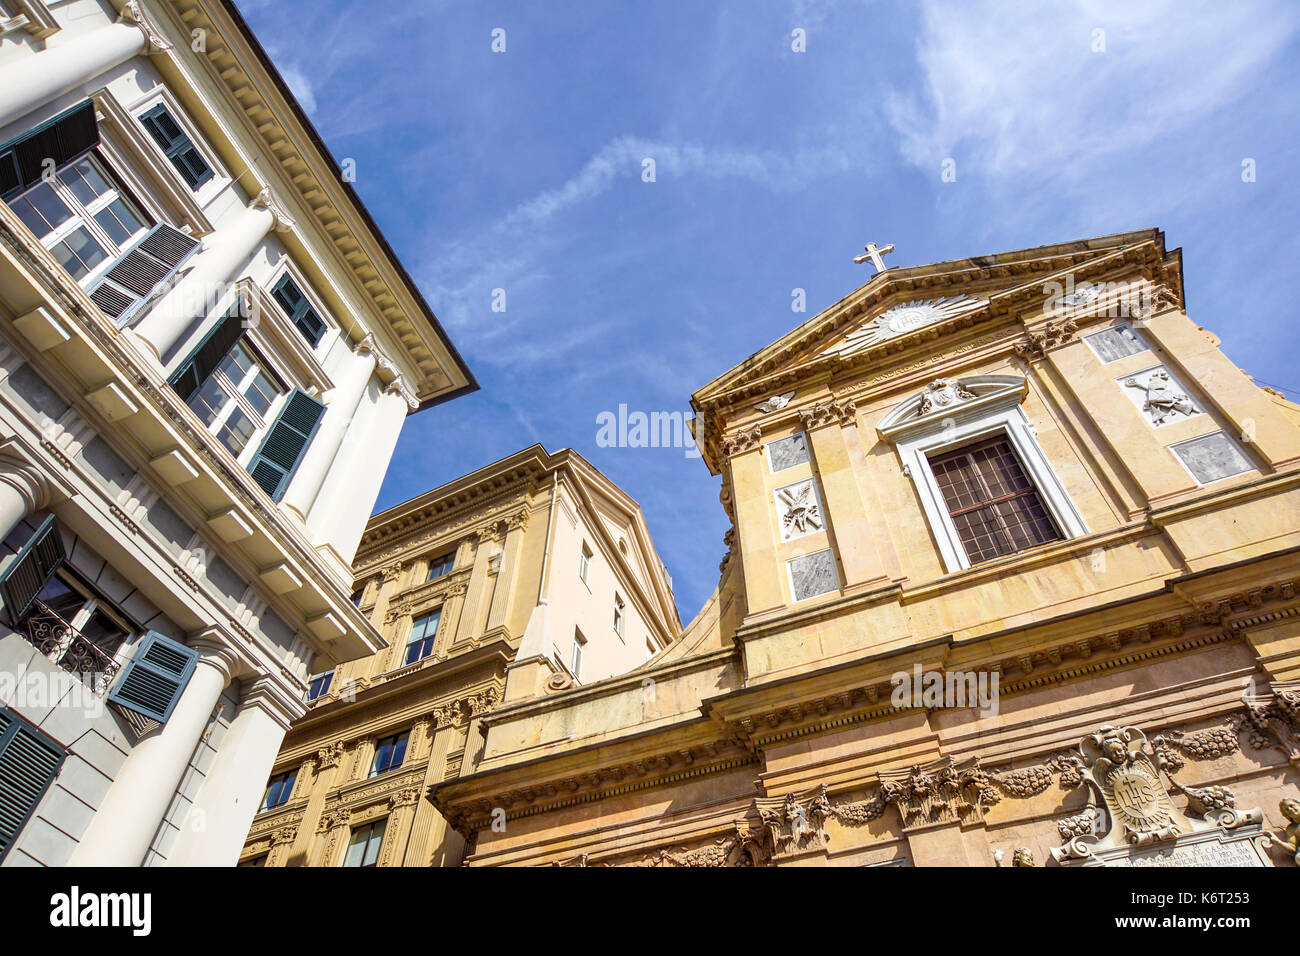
[25,601,122,696]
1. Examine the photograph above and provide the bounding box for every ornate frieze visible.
[775,479,824,541]
[1120,366,1201,426]
[822,296,983,358]
[754,392,794,414]
[1013,318,1078,359]
[720,426,763,459]
[796,398,857,431]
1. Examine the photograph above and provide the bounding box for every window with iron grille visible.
[927,437,1062,564]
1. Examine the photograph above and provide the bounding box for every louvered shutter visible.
[271,274,325,347]
[246,390,326,501]
[167,305,247,402]
[88,223,200,324]
[0,99,99,201]
[107,631,199,724]
[0,515,65,628]
[0,708,65,861]
[138,104,213,190]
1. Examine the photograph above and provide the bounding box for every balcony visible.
[23,601,122,696]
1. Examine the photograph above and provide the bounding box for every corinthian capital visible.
[118,0,173,54]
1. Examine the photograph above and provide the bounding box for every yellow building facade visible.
[240,445,681,866]
[428,229,1300,867]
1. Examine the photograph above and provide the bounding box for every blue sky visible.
[237,0,1300,620]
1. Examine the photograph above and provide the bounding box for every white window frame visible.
[571,629,586,680]
[613,592,624,636]
[9,153,151,286]
[578,541,591,584]
[126,84,230,206]
[185,337,287,465]
[879,376,1088,574]
[264,258,340,353]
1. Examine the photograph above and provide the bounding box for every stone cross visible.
[853,242,895,273]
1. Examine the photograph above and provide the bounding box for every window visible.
[271,273,326,347]
[404,610,440,665]
[0,706,65,863]
[306,670,334,702]
[138,103,214,190]
[571,630,586,680]
[613,593,624,635]
[350,586,365,607]
[238,854,268,867]
[185,339,286,458]
[260,769,298,811]
[0,519,131,690]
[579,542,591,583]
[370,732,409,777]
[342,819,386,867]
[878,375,1089,574]
[9,154,148,283]
[928,438,1062,564]
[426,553,454,582]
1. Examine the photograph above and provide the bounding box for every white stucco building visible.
[0,0,475,865]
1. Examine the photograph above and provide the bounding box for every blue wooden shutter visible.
[138,104,213,190]
[0,515,65,628]
[168,304,247,402]
[270,274,325,347]
[246,390,326,501]
[0,707,65,861]
[0,99,98,201]
[88,223,200,324]
[107,631,199,724]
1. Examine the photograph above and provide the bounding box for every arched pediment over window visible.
[877,375,1028,443]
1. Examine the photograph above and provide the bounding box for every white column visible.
[0,1,169,130]
[131,189,293,362]
[305,377,411,560]
[280,339,379,522]
[67,639,237,866]
[0,458,48,542]
[165,677,303,866]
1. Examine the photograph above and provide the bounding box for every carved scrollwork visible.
[720,426,763,459]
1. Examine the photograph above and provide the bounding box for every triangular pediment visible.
[691,229,1179,410]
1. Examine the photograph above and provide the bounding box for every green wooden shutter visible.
[167,304,247,402]
[0,515,65,628]
[0,707,65,861]
[138,104,213,190]
[107,631,198,724]
[271,274,325,347]
[0,99,99,201]
[246,390,326,501]
[88,223,200,324]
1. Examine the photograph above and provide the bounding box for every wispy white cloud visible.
[887,0,1300,184]
[421,136,856,370]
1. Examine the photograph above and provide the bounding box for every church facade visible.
[429,229,1300,866]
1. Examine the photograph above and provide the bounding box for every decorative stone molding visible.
[317,741,346,770]
[251,186,297,233]
[754,392,794,414]
[270,826,298,846]
[504,509,530,532]
[754,785,834,859]
[431,687,501,728]
[1264,798,1300,865]
[380,562,406,584]
[118,0,172,54]
[821,295,983,358]
[1121,366,1200,426]
[0,454,52,513]
[797,398,856,430]
[719,426,763,459]
[1011,847,1036,867]
[1240,681,1300,767]
[1049,723,1265,864]
[389,787,422,810]
[1013,318,1078,359]
[916,378,975,416]
[384,375,419,410]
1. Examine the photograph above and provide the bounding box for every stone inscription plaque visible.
[1106,834,1267,868]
